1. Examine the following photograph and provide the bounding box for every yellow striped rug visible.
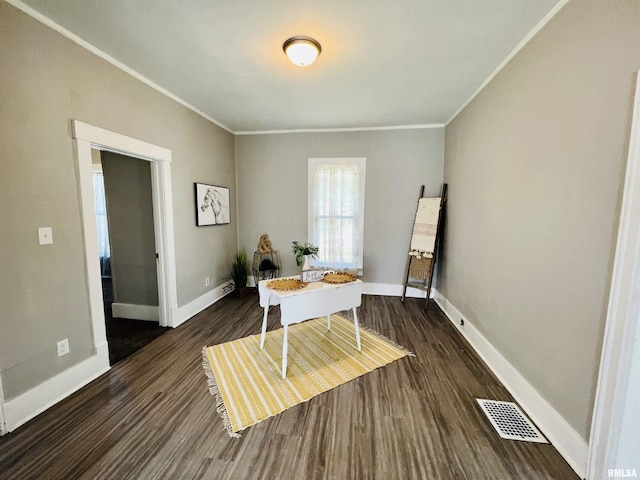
[202,314,413,437]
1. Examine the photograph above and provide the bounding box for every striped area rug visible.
[202,314,413,437]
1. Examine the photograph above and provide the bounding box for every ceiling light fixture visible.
[283,36,321,67]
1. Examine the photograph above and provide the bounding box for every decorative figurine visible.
[257,234,273,253]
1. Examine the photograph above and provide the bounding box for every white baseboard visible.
[4,342,110,433]
[2,280,234,434]
[111,303,159,321]
[431,289,588,479]
[173,280,234,328]
[362,282,428,298]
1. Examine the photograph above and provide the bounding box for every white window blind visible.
[308,158,366,271]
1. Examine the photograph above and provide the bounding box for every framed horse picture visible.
[195,183,230,226]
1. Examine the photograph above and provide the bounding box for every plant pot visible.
[302,255,312,271]
[234,286,254,299]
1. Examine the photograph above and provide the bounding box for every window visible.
[308,157,366,271]
[92,170,111,276]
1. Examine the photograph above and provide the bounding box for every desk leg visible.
[282,325,289,379]
[260,306,269,349]
[353,307,361,351]
[327,314,331,330]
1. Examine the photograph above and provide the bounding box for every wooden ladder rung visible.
[405,283,429,292]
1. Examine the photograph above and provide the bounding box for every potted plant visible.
[291,241,319,270]
[230,251,252,298]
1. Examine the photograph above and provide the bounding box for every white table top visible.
[258,275,362,300]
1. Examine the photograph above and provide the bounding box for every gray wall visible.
[236,129,444,282]
[441,0,640,440]
[102,152,158,307]
[0,3,236,400]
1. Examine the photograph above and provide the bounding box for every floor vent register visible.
[476,399,548,443]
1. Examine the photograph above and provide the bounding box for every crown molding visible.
[235,123,445,136]
[5,0,234,134]
[446,0,569,126]
[7,0,566,136]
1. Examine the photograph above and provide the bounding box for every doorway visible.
[92,150,170,365]
[73,120,178,371]
[587,72,640,477]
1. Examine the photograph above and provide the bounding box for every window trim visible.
[307,157,367,270]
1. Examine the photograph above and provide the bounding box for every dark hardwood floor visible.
[0,293,578,479]
[104,308,171,365]
[102,277,171,365]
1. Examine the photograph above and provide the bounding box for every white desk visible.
[258,277,363,378]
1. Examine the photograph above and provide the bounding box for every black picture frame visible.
[194,182,230,226]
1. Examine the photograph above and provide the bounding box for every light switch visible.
[38,227,53,245]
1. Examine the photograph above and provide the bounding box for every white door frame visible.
[0,367,6,435]
[587,72,640,478]
[72,120,178,337]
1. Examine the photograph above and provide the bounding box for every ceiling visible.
[19,0,561,133]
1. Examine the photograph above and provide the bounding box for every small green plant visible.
[230,251,249,289]
[291,241,319,267]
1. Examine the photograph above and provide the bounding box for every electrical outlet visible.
[205,277,210,286]
[57,338,70,357]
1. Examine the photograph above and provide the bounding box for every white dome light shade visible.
[283,36,321,67]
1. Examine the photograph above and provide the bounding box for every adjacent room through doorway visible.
[91,149,169,365]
